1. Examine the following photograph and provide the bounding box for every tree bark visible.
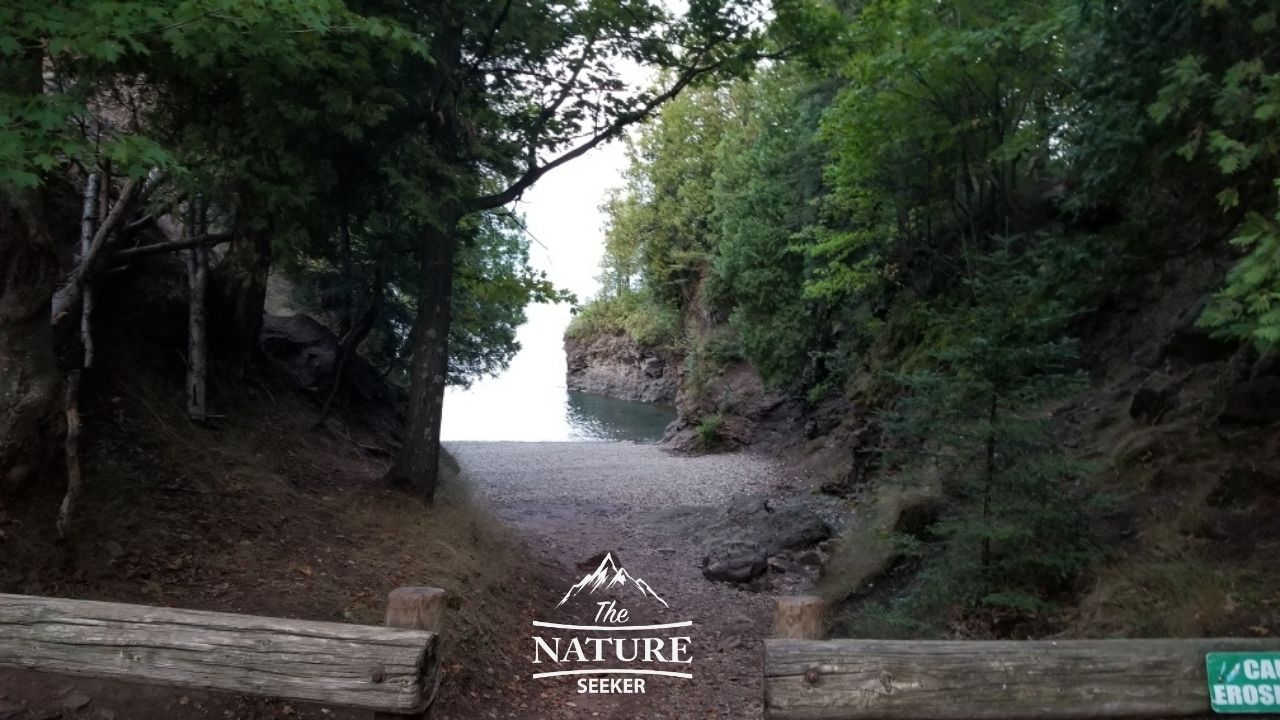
[50,176,143,330]
[56,370,81,539]
[317,301,378,426]
[186,199,209,422]
[78,174,99,368]
[212,230,271,376]
[0,196,61,494]
[0,47,61,494]
[340,218,354,337]
[384,218,457,501]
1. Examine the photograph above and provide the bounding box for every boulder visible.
[726,494,769,519]
[1129,384,1178,424]
[892,494,945,539]
[757,505,832,554]
[698,496,834,556]
[259,314,339,392]
[701,540,767,583]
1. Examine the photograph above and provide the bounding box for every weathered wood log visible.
[0,593,439,713]
[772,596,825,640]
[385,587,448,636]
[764,638,1279,720]
[378,587,448,720]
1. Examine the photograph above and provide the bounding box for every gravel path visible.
[447,441,793,720]
[452,441,778,507]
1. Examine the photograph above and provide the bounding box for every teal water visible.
[565,391,676,442]
[441,304,676,442]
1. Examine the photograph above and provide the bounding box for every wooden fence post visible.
[0,592,439,713]
[772,595,825,640]
[763,637,1280,719]
[377,587,447,720]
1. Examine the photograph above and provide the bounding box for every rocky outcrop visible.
[664,360,801,451]
[259,314,339,392]
[564,331,679,403]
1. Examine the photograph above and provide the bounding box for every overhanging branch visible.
[112,231,233,261]
[466,50,733,213]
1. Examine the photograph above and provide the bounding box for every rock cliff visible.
[563,331,679,403]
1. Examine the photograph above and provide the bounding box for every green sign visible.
[1207,652,1280,713]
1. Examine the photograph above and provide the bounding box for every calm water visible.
[441,303,676,442]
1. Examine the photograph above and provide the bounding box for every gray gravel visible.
[447,441,781,509]
[444,440,792,720]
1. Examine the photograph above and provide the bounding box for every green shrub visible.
[565,292,681,349]
[696,414,724,449]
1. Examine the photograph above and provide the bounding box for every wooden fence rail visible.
[764,638,1278,720]
[0,588,445,716]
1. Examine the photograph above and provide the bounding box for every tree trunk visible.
[340,218,353,337]
[78,173,99,369]
[317,301,378,426]
[56,370,81,539]
[212,230,271,375]
[0,196,61,493]
[384,218,457,501]
[982,392,996,573]
[186,199,209,421]
[0,46,61,493]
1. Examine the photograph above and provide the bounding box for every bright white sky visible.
[440,140,631,441]
[516,139,627,302]
[441,105,642,440]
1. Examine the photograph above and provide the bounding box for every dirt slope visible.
[0,353,562,719]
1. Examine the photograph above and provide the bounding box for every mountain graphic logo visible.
[556,553,669,608]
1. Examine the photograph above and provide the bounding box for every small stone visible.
[702,540,767,583]
[61,690,91,710]
[716,636,744,653]
[794,549,823,567]
[726,495,769,518]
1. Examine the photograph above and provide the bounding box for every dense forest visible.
[0,0,769,504]
[570,0,1280,635]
